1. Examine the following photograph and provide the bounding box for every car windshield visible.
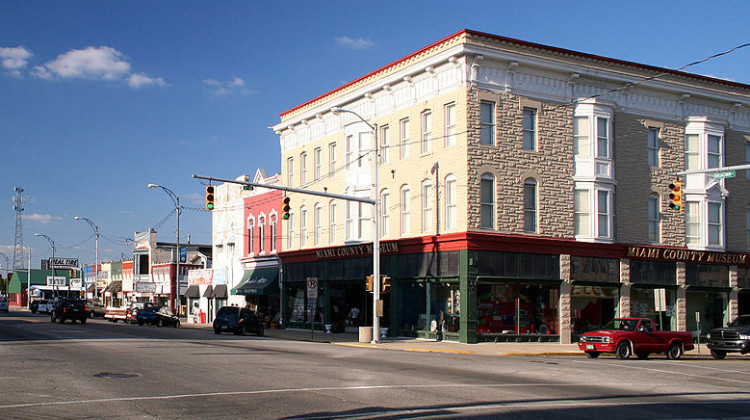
[729,316,750,328]
[602,319,638,332]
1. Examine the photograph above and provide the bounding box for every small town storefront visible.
[232,265,281,326]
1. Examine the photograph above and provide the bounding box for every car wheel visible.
[585,351,600,359]
[667,343,683,360]
[80,317,87,324]
[257,324,264,337]
[156,319,163,327]
[235,325,246,336]
[214,328,221,335]
[710,349,727,359]
[636,352,649,360]
[615,342,631,360]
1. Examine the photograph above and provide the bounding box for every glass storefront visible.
[477,283,559,335]
[630,287,676,331]
[571,256,620,335]
[736,267,750,316]
[685,263,729,334]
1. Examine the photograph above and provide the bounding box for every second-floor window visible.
[480,174,495,229]
[648,128,660,167]
[247,217,255,255]
[445,103,456,147]
[686,202,700,246]
[523,179,537,233]
[329,201,337,244]
[648,194,660,243]
[574,190,590,236]
[708,202,722,246]
[400,186,410,235]
[380,190,390,237]
[445,174,457,230]
[422,180,433,233]
[270,215,277,252]
[258,217,266,253]
[300,207,307,247]
[314,205,322,246]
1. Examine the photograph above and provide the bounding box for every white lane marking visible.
[0,383,746,410]
[571,359,750,385]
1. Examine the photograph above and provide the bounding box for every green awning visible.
[232,267,279,295]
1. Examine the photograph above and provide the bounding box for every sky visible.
[1,0,750,270]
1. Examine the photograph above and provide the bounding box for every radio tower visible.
[12,187,25,270]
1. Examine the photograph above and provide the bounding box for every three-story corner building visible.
[271,29,750,344]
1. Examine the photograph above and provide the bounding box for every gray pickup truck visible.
[707,315,750,359]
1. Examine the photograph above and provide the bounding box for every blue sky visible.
[1,0,750,269]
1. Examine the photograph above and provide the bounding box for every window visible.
[597,117,609,158]
[746,143,750,178]
[574,117,590,156]
[358,202,370,239]
[300,153,307,185]
[358,132,369,168]
[345,201,353,240]
[329,202,337,244]
[258,217,266,253]
[708,135,722,168]
[686,202,700,246]
[400,118,409,159]
[422,180,433,233]
[523,108,537,151]
[480,101,495,145]
[574,190,590,236]
[286,211,294,249]
[400,186,410,235]
[381,190,390,237]
[421,110,432,154]
[270,215,277,252]
[708,202,722,246]
[345,135,354,169]
[314,204,322,246]
[286,157,294,187]
[648,194,660,243]
[300,207,307,247]
[329,143,337,176]
[313,148,321,181]
[648,128,660,167]
[597,190,610,238]
[247,217,255,255]
[380,125,389,164]
[523,179,537,233]
[480,174,495,229]
[445,103,456,147]
[685,134,700,170]
[445,175,457,230]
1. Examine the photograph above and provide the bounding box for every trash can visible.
[359,326,373,343]
[199,311,206,324]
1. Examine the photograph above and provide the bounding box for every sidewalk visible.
[184,322,733,358]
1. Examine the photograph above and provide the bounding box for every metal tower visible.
[12,187,25,270]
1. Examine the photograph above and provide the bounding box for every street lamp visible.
[331,107,381,343]
[35,233,56,297]
[148,184,181,316]
[75,216,99,301]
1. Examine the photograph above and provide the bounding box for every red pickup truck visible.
[578,318,694,360]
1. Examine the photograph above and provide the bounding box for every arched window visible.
[258,216,266,253]
[524,178,537,233]
[480,174,495,229]
[300,206,307,248]
[270,213,277,253]
[444,174,457,230]
[247,215,255,256]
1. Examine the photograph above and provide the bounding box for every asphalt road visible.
[1,310,750,419]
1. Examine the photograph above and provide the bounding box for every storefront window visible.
[477,283,559,335]
[571,286,618,334]
[686,264,728,288]
[630,288,676,331]
[571,256,619,283]
[686,290,727,334]
[630,260,676,286]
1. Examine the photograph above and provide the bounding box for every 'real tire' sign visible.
[48,258,79,269]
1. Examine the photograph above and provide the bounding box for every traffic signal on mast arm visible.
[281,196,291,219]
[668,179,683,212]
[205,185,215,210]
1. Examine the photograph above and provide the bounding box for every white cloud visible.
[33,46,131,80]
[335,36,375,50]
[23,213,63,224]
[128,72,165,88]
[0,46,33,75]
[202,77,253,97]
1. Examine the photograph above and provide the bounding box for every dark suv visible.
[213,306,264,336]
[51,299,89,324]
[707,315,750,359]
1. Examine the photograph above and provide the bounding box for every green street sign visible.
[713,170,736,179]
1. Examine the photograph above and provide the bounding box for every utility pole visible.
[12,187,25,270]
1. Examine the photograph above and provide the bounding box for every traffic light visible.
[205,185,215,210]
[668,179,683,212]
[365,275,373,292]
[281,196,291,219]
[381,276,391,293]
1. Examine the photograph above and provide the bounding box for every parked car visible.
[31,299,55,314]
[136,306,180,328]
[213,306,264,336]
[50,299,89,324]
[578,318,694,360]
[0,296,8,312]
[707,315,750,359]
[87,300,106,318]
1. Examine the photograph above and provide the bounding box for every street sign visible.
[307,277,318,299]
[713,170,736,179]
[48,258,79,269]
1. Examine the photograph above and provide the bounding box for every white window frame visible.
[314,204,322,246]
[686,202,700,246]
[400,185,410,235]
[573,116,590,157]
[286,211,294,250]
[574,189,590,237]
[299,207,307,248]
[345,135,354,169]
[300,152,307,185]
[329,143,337,176]
[400,118,410,159]
[597,190,611,239]
[258,216,266,254]
[380,125,389,164]
[380,190,390,237]
[445,174,457,231]
[421,180,433,233]
[708,201,723,247]
[286,157,294,187]
[247,216,255,256]
[445,103,456,148]
[329,201,337,244]
[313,147,321,181]
[480,174,495,229]
[421,110,432,154]
[270,214,277,253]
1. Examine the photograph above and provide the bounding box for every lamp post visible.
[148,184,181,316]
[75,216,99,301]
[331,107,381,343]
[35,233,56,297]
